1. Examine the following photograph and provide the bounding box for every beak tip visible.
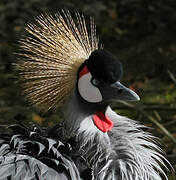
[128,88,140,101]
[132,92,140,101]
[136,95,140,101]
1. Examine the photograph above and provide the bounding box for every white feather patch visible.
[78,73,102,103]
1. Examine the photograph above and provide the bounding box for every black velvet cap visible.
[86,50,123,84]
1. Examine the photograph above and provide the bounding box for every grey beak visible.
[112,82,140,101]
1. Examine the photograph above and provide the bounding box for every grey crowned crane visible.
[0,10,170,180]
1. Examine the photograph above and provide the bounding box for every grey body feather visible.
[0,124,81,180]
[64,89,170,180]
[0,90,170,180]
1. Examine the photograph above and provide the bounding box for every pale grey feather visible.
[0,125,81,180]
[64,89,170,180]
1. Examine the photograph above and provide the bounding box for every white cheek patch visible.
[78,73,103,103]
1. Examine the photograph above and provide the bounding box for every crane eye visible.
[91,78,99,86]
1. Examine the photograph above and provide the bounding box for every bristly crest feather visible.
[16,9,99,111]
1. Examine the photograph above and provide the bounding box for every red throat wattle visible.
[93,112,114,133]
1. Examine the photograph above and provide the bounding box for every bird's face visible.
[77,50,140,104]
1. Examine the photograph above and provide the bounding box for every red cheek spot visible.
[79,66,89,78]
[93,112,114,133]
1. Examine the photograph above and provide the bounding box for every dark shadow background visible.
[0,0,176,179]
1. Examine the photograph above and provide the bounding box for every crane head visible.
[77,49,140,104]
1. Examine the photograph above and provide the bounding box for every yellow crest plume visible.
[16,9,99,111]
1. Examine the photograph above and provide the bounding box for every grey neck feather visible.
[63,89,108,136]
[63,89,169,180]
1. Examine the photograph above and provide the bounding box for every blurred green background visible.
[0,0,176,179]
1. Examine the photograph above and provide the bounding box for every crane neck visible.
[63,89,109,136]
